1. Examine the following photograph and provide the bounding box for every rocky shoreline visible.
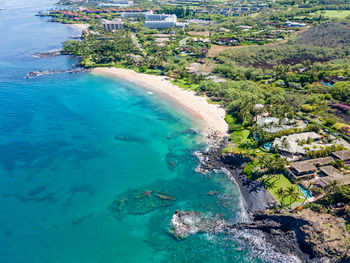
[170,209,350,263]
[25,66,85,79]
[191,132,350,263]
[197,131,277,214]
[32,49,62,58]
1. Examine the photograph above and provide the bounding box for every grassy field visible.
[260,174,305,207]
[171,78,199,91]
[230,129,250,144]
[317,10,350,19]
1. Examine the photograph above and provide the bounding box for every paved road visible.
[179,36,189,47]
[131,33,145,55]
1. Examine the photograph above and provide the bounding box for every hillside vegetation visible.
[296,22,350,48]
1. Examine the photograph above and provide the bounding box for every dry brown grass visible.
[188,31,210,37]
[208,45,242,58]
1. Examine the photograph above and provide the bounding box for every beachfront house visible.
[289,161,317,178]
[319,166,350,187]
[273,132,322,161]
[331,150,350,164]
[256,117,301,134]
[288,154,350,189]
[257,117,283,133]
[288,157,335,178]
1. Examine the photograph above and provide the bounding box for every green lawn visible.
[260,174,305,207]
[230,129,250,144]
[171,78,199,91]
[317,10,350,19]
[222,130,251,154]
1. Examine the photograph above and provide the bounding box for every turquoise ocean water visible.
[0,1,301,262]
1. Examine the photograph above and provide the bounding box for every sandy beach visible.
[67,23,89,31]
[92,67,228,136]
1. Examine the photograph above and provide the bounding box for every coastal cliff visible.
[191,135,350,262]
[170,209,350,263]
[195,134,277,213]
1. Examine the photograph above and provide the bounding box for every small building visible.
[284,21,306,28]
[254,103,265,110]
[308,157,334,166]
[257,117,282,133]
[290,161,317,178]
[331,150,350,164]
[102,19,122,31]
[319,166,343,179]
[290,157,350,187]
[207,76,227,83]
[319,166,350,186]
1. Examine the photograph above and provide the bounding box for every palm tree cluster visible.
[276,186,300,208]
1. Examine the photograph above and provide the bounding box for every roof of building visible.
[291,161,317,174]
[257,117,282,133]
[273,132,322,154]
[319,166,343,179]
[254,103,265,109]
[315,178,328,188]
[308,157,334,166]
[331,150,350,161]
[102,18,122,24]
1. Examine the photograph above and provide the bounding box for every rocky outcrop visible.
[170,210,225,239]
[25,68,85,78]
[32,49,62,58]
[195,136,277,213]
[170,209,350,262]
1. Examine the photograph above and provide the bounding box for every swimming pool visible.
[298,184,313,199]
[263,142,273,151]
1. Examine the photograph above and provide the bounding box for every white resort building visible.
[144,14,177,29]
[102,19,122,31]
[121,11,152,19]
[121,11,178,29]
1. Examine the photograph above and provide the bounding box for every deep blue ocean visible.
[0,1,302,262]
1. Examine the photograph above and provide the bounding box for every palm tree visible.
[259,155,274,172]
[327,180,339,194]
[270,157,286,178]
[280,136,290,152]
[276,188,286,207]
[286,186,299,209]
[326,180,339,204]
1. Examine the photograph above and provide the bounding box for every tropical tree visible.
[280,136,291,153]
[271,157,286,177]
[286,186,299,208]
[276,187,286,207]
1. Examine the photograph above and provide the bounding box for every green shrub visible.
[301,104,314,113]
[304,203,323,213]
[243,163,255,177]
[324,118,337,127]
